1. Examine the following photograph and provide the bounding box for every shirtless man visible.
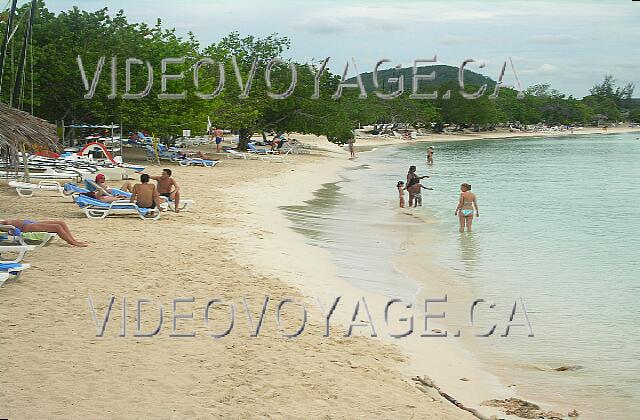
[130,174,162,209]
[406,178,433,207]
[213,127,224,153]
[151,169,181,213]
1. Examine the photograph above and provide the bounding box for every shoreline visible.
[227,151,520,419]
[2,128,635,417]
[0,154,478,418]
[344,126,640,152]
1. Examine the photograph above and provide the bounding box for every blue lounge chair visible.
[145,145,181,162]
[74,195,161,220]
[1,225,55,249]
[178,158,219,167]
[64,183,90,195]
[0,262,31,286]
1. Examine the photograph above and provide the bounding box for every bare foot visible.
[74,242,89,247]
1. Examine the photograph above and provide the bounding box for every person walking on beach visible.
[427,146,434,165]
[397,181,406,208]
[214,127,224,153]
[348,138,356,159]
[406,177,433,207]
[151,169,181,213]
[455,183,479,232]
[1,219,88,247]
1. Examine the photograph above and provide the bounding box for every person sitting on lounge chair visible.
[1,219,88,247]
[151,169,181,213]
[84,174,127,203]
[129,174,163,210]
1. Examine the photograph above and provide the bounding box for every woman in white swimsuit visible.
[455,183,479,232]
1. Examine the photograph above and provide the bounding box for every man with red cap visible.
[86,173,125,203]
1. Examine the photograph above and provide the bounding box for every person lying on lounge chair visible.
[183,150,217,160]
[1,219,88,247]
[84,174,128,203]
[129,174,163,210]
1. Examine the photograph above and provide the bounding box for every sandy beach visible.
[347,126,640,151]
[2,126,639,419]
[0,149,482,418]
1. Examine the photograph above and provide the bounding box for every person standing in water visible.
[406,178,433,207]
[397,181,405,208]
[406,165,429,205]
[455,183,479,232]
[427,146,434,165]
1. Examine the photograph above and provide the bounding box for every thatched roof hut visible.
[0,101,60,162]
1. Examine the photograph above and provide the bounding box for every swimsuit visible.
[137,201,156,209]
[215,137,223,144]
[461,209,474,217]
[20,220,36,230]
[160,192,171,198]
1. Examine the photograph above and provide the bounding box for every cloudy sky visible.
[38,0,640,97]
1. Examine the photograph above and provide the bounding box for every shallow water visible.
[282,133,640,419]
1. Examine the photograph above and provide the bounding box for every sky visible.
[29,0,640,97]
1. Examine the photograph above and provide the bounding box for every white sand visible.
[0,154,476,418]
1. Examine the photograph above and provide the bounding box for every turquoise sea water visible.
[282,132,640,419]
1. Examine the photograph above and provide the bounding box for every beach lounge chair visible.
[0,262,31,286]
[178,158,219,167]
[226,150,249,159]
[1,226,55,249]
[74,195,161,220]
[0,244,36,263]
[106,188,193,212]
[9,180,75,198]
[145,145,181,162]
[64,183,90,195]
[247,143,277,155]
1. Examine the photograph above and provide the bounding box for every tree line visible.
[0,2,638,149]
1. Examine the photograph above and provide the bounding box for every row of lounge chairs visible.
[8,179,194,220]
[0,226,54,286]
[226,144,293,162]
[144,145,219,167]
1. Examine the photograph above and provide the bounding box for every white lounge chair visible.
[1,225,56,249]
[75,195,161,220]
[226,150,249,159]
[9,180,75,198]
[159,196,194,212]
[0,262,31,286]
[178,158,219,167]
[0,244,36,263]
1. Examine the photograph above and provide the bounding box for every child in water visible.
[397,181,405,208]
[406,177,434,207]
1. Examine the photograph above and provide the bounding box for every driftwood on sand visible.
[412,375,493,420]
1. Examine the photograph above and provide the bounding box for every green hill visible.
[347,64,496,93]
